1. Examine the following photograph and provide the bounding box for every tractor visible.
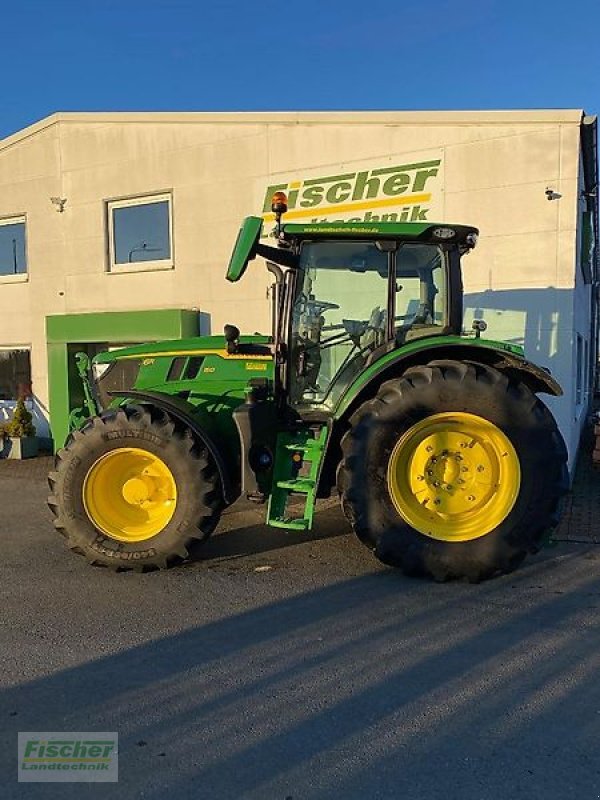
[47,193,568,581]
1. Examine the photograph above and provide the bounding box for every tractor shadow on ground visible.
[189,500,351,564]
[1,546,599,800]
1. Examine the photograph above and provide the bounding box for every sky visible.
[1,0,598,139]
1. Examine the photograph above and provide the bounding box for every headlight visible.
[92,362,112,381]
[93,359,141,409]
[432,227,456,240]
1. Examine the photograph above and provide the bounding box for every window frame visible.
[391,241,450,339]
[106,192,174,274]
[0,214,28,284]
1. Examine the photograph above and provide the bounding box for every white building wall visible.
[0,110,593,468]
[568,153,595,461]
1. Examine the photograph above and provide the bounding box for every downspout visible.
[581,115,599,395]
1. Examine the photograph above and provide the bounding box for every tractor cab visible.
[227,193,478,415]
[286,228,463,408]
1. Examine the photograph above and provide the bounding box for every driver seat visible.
[360,306,386,350]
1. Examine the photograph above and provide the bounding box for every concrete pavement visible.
[0,459,599,799]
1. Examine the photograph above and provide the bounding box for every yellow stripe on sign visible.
[23,758,112,763]
[120,349,272,361]
[262,192,431,222]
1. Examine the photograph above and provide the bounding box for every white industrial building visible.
[0,110,596,470]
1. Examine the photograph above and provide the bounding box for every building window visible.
[0,216,27,278]
[0,349,32,400]
[107,194,172,272]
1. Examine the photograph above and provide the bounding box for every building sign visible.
[261,150,443,228]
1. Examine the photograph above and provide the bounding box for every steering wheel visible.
[306,299,339,314]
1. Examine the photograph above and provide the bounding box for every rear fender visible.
[319,342,563,498]
[335,341,562,424]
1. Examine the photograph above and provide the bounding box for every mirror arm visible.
[256,243,299,269]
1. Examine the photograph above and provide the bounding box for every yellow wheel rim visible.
[82,447,177,542]
[387,412,520,542]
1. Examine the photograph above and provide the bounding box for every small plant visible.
[4,398,36,438]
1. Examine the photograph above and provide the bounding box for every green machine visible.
[48,193,567,581]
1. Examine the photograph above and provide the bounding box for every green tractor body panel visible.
[86,333,275,503]
[92,333,271,364]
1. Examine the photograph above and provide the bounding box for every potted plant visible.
[0,398,38,459]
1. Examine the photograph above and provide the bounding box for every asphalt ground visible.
[0,445,599,799]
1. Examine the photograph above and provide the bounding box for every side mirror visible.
[472,319,487,339]
[224,324,240,354]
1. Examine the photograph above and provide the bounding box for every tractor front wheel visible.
[338,360,567,582]
[48,405,223,570]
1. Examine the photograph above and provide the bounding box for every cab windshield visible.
[289,239,447,407]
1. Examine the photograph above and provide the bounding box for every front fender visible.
[108,389,237,503]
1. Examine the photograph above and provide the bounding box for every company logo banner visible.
[18,732,118,783]
[261,150,444,228]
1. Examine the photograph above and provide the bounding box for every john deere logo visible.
[262,158,441,225]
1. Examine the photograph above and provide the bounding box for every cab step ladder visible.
[267,426,328,531]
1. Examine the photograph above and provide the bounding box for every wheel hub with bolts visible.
[387,412,521,542]
[122,474,163,506]
[420,445,492,501]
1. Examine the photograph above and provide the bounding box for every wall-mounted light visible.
[50,197,67,213]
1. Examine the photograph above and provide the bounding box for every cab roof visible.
[226,216,479,282]
[282,221,479,243]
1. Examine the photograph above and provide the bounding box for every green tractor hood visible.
[92,334,271,365]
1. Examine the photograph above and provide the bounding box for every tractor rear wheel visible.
[48,405,223,570]
[338,360,567,582]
